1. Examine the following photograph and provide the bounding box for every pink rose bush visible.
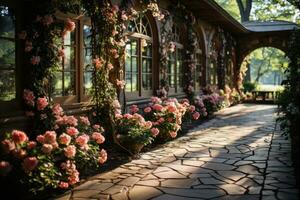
[0,96,107,193]
[115,112,154,154]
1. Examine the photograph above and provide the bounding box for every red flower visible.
[11,130,28,144]
[22,157,38,172]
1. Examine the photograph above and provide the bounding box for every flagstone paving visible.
[54,104,299,200]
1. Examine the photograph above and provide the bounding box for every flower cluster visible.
[180,99,201,123]
[202,93,225,115]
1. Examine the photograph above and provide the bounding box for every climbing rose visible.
[41,144,53,154]
[27,141,37,150]
[0,161,12,176]
[107,63,114,70]
[130,105,139,113]
[44,131,57,144]
[144,107,152,113]
[76,134,89,147]
[52,103,63,116]
[153,104,163,111]
[64,18,75,32]
[189,105,196,112]
[11,130,28,144]
[64,145,76,158]
[37,97,48,111]
[36,135,45,143]
[22,157,38,172]
[23,89,35,106]
[1,139,15,153]
[92,132,105,144]
[79,116,90,126]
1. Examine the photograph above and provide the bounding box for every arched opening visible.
[239,47,289,101]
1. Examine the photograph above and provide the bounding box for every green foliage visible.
[243,81,257,92]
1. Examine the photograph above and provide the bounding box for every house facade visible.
[0,0,295,132]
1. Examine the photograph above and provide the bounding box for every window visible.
[125,15,153,98]
[83,25,93,95]
[167,25,183,93]
[52,30,76,97]
[0,5,15,101]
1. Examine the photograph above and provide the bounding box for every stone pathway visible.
[54,104,299,200]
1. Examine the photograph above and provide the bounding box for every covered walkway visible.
[55,104,299,200]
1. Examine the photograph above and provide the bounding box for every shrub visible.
[243,81,257,93]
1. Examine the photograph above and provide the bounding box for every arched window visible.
[208,33,219,86]
[168,24,183,94]
[125,14,153,99]
[0,5,15,101]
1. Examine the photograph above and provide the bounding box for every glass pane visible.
[0,69,15,101]
[83,25,91,47]
[84,48,92,70]
[132,73,138,91]
[84,71,93,95]
[64,71,75,95]
[64,30,75,46]
[142,42,152,56]
[0,38,15,68]
[52,72,63,96]
[0,6,14,38]
[142,73,152,90]
[132,57,137,73]
[64,46,75,70]
[127,20,136,32]
[125,57,131,72]
[131,40,137,56]
[125,74,132,92]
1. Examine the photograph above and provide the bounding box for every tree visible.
[215,0,300,23]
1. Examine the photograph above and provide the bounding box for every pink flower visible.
[18,31,27,40]
[0,161,12,176]
[65,116,78,126]
[76,134,89,147]
[151,96,161,103]
[93,124,101,130]
[22,157,38,172]
[107,63,114,70]
[36,135,45,143]
[92,132,105,144]
[24,41,33,52]
[116,79,125,89]
[79,116,90,126]
[52,103,63,116]
[192,112,200,120]
[11,130,28,144]
[153,104,163,111]
[123,113,133,119]
[144,107,152,113]
[59,133,71,145]
[167,117,173,123]
[112,30,118,36]
[52,142,59,149]
[112,100,121,109]
[44,131,57,144]
[23,89,35,106]
[42,15,54,26]
[66,127,79,136]
[130,105,139,114]
[65,18,75,32]
[112,5,119,13]
[59,181,69,189]
[110,49,119,58]
[30,56,40,65]
[1,139,15,153]
[27,141,37,150]
[158,117,165,123]
[41,144,53,154]
[64,145,76,158]
[115,113,123,119]
[121,13,128,21]
[144,121,152,129]
[93,57,104,70]
[68,171,79,185]
[99,149,107,164]
[37,97,48,110]
[151,128,159,137]
[167,105,177,113]
[170,131,177,138]
[189,105,196,112]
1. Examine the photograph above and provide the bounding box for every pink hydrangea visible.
[76,134,89,147]
[23,89,35,106]
[41,144,53,154]
[44,131,57,144]
[1,139,15,153]
[144,107,152,113]
[170,131,177,138]
[36,135,45,143]
[22,157,38,172]
[92,132,105,144]
[66,127,79,136]
[99,149,107,164]
[11,130,28,144]
[59,181,69,189]
[0,161,12,176]
[152,104,163,111]
[37,97,48,110]
[192,112,200,120]
[79,116,90,126]
[59,133,71,145]
[151,128,159,137]
[64,145,76,158]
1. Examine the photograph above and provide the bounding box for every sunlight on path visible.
[54,104,299,200]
